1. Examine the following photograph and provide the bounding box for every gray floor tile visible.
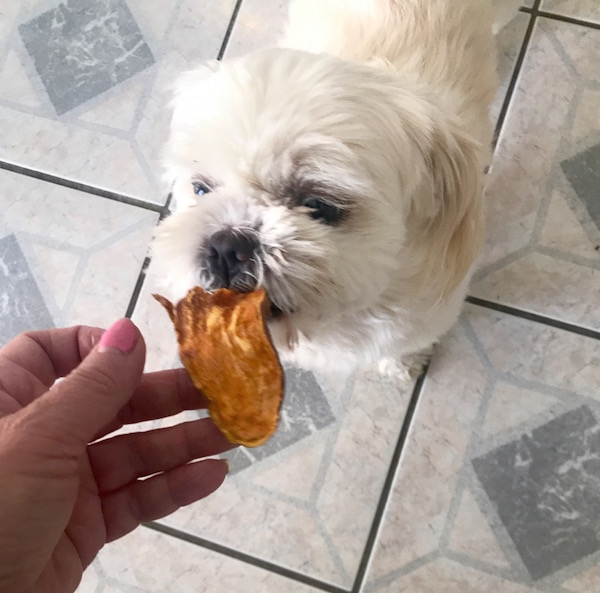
[541,0,600,23]
[561,142,600,230]
[2,1,599,591]
[472,18,600,329]
[0,233,54,342]
[0,169,158,345]
[474,405,600,579]
[364,306,600,591]
[78,526,319,592]
[0,0,237,203]
[136,264,417,587]
[19,0,155,115]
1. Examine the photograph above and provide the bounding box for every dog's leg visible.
[377,344,436,381]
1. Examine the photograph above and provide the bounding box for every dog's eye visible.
[301,196,343,224]
[192,181,211,196]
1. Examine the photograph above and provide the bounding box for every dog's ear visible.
[412,117,484,298]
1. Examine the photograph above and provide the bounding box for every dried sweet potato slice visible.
[153,287,284,447]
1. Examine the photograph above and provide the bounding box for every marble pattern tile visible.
[561,143,600,230]
[0,169,157,345]
[542,0,600,23]
[364,315,489,585]
[0,0,237,202]
[0,233,54,341]
[472,18,600,329]
[130,266,181,372]
[473,405,600,579]
[373,558,534,593]
[481,382,560,439]
[364,305,600,591]
[447,489,512,569]
[3,2,600,592]
[76,526,318,592]
[492,11,531,124]
[19,0,155,115]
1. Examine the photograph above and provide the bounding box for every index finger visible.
[96,368,209,438]
[0,326,104,391]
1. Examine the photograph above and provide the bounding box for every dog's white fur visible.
[152,0,503,377]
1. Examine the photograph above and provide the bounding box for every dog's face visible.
[152,48,481,347]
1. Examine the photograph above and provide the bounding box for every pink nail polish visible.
[99,318,138,354]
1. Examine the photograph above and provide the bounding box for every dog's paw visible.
[377,346,435,381]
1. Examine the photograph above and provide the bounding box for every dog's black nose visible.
[207,229,258,290]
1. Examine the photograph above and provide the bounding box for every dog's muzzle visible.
[205,228,258,291]
[201,228,287,318]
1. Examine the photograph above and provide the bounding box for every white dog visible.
[152,0,506,377]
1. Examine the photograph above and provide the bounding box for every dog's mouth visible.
[269,302,284,319]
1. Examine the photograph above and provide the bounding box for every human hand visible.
[0,319,234,593]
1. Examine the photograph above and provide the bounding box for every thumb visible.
[23,319,146,449]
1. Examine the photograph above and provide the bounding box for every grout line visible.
[531,0,544,12]
[492,5,539,148]
[143,522,350,593]
[124,194,173,319]
[521,7,600,30]
[124,256,152,319]
[350,369,429,593]
[536,10,600,30]
[0,159,165,213]
[466,296,600,341]
[217,0,245,60]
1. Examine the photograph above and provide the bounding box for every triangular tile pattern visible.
[540,191,599,258]
[482,382,559,439]
[562,561,600,592]
[0,50,42,108]
[561,143,600,232]
[448,489,512,568]
[78,78,146,131]
[0,234,54,344]
[251,439,327,501]
[29,243,80,312]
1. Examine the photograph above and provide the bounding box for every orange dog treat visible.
[153,287,284,447]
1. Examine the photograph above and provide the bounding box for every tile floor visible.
[1,1,600,592]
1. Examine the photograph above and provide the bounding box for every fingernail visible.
[99,318,138,354]
[223,459,231,474]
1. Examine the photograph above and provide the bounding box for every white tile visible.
[473,19,600,329]
[0,0,238,202]
[76,527,318,592]
[542,0,600,23]
[0,169,157,342]
[492,12,531,124]
[364,306,600,590]
[132,261,417,586]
